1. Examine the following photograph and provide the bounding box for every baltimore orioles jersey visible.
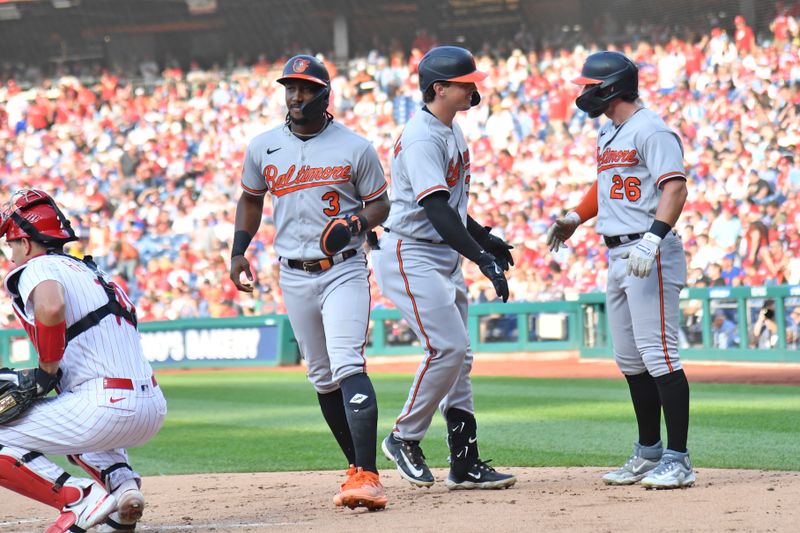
[384,108,471,242]
[241,121,387,260]
[594,108,686,237]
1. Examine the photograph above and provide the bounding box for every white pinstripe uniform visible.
[371,108,474,440]
[1,253,166,495]
[241,120,387,391]
[595,108,688,377]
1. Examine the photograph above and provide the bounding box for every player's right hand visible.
[230,255,255,293]
[546,211,581,252]
[476,252,509,302]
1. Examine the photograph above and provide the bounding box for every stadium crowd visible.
[1,6,799,328]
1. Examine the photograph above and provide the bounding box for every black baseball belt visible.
[383,227,444,245]
[283,249,357,273]
[603,233,643,248]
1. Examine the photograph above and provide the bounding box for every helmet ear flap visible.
[471,91,481,107]
[300,85,330,120]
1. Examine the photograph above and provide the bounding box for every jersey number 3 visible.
[609,175,641,201]
[322,191,340,216]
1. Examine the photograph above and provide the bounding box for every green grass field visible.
[127,371,800,475]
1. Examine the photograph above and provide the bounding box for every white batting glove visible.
[625,232,661,278]
[546,211,581,252]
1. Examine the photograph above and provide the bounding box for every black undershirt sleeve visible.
[420,191,484,263]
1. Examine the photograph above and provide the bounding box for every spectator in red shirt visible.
[734,15,756,55]
[26,93,53,130]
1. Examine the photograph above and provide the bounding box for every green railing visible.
[367,301,581,356]
[578,285,800,362]
[2,286,797,368]
[0,314,299,368]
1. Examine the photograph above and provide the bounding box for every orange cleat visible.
[337,468,387,511]
[332,465,357,507]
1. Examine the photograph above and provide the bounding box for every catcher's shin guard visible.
[1,450,116,531]
[0,450,81,509]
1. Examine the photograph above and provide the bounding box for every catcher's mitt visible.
[0,368,59,425]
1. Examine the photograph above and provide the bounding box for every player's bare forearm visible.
[360,193,390,230]
[235,191,265,236]
[654,179,688,227]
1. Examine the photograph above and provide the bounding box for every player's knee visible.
[339,372,376,412]
[307,371,338,395]
[652,368,688,385]
[623,370,653,384]
[641,353,681,378]
[433,337,469,364]
[614,353,646,375]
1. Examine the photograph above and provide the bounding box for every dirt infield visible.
[3,354,798,532]
[1,468,798,532]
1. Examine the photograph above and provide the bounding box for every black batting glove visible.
[478,226,514,271]
[476,251,509,302]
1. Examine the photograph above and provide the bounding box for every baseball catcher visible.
[0,189,167,532]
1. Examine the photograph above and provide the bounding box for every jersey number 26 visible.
[609,175,641,202]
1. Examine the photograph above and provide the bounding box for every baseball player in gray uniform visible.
[547,51,694,489]
[0,189,167,532]
[372,46,516,490]
[230,55,390,510]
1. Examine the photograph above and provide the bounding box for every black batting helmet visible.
[572,51,639,118]
[277,55,331,121]
[418,46,487,106]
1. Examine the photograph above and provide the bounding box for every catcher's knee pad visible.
[69,454,139,493]
[340,372,376,412]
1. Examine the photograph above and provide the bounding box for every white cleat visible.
[602,442,662,485]
[641,450,696,489]
[45,480,116,533]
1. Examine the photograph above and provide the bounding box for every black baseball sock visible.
[340,372,379,473]
[317,389,355,466]
[625,371,662,447]
[654,369,690,453]
[446,408,479,478]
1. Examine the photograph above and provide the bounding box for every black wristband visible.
[231,230,253,258]
[648,219,672,239]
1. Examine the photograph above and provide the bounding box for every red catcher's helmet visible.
[0,189,78,246]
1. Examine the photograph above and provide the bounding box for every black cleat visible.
[445,459,516,490]
[381,433,435,487]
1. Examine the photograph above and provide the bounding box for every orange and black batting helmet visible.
[277,55,331,121]
[418,46,487,106]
